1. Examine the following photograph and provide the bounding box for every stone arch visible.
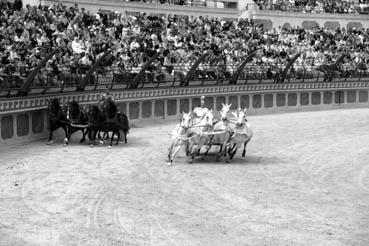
[301,21,319,29]
[347,22,364,31]
[324,21,340,30]
[253,19,273,30]
[282,22,292,30]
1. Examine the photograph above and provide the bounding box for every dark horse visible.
[98,98,130,143]
[87,104,122,147]
[64,100,89,145]
[47,98,68,144]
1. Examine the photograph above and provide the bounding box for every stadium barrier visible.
[248,7,369,30]
[1,81,369,148]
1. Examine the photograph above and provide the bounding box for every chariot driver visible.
[97,89,114,115]
[193,96,210,118]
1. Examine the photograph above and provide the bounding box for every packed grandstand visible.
[0,0,369,90]
[253,0,369,14]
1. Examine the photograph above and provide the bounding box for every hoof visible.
[99,140,104,145]
[47,140,53,145]
[167,161,172,166]
[89,144,94,148]
[108,145,112,149]
[226,158,231,163]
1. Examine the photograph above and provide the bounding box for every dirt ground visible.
[0,108,369,246]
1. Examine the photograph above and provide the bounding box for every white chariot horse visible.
[167,112,192,165]
[227,108,253,162]
[186,109,214,163]
[204,103,234,161]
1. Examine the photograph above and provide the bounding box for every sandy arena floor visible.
[0,108,369,246]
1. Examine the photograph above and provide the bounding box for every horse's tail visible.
[117,112,130,133]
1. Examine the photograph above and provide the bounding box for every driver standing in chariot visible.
[193,96,210,118]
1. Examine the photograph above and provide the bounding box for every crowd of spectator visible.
[254,0,369,14]
[1,0,369,89]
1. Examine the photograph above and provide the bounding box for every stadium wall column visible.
[296,93,301,107]
[151,100,155,118]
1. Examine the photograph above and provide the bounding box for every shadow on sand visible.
[188,153,282,166]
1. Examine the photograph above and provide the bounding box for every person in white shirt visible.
[71,36,85,54]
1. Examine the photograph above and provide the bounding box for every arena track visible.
[0,108,369,245]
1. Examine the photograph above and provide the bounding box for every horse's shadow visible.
[189,153,283,166]
[114,136,151,148]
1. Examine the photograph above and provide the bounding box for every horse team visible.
[47,97,252,164]
[48,97,130,147]
[167,103,253,165]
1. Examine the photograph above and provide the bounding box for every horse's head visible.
[235,108,247,126]
[88,105,101,123]
[180,112,192,129]
[48,98,61,120]
[68,100,80,122]
[105,98,118,119]
[220,103,232,121]
[203,109,214,128]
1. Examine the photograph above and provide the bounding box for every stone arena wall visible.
[1,82,369,148]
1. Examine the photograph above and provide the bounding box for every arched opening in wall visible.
[324,21,340,30]
[282,23,292,31]
[347,22,364,31]
[253,19,273,30]
[301,21,319,29]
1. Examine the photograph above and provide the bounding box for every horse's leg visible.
[242,139,250,158]
[203,135,215,159]
[108,131,114,148]
[80,128,86,143]
[226,143,236,162]
[204,144,212,159]
[218,145,223,154]
[187,142,194,163]
[230,144,239,160]
[115,130,120,145]
[97,130,104,145]
[167,138,178,161]
[196,136,206,156]
[124,130,127,144]
[185,140,190,156]
[89,129,97,147]
[47,122,55,144]
[167,143,174,162]
[169,145,182,166]
[97,131,103,140]
[64,126,71,146]
[216,142,226,161]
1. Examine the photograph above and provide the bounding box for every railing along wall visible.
[1,81,369,148]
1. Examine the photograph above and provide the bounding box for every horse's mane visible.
[50,98,60,111]
[89,104,101,123]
